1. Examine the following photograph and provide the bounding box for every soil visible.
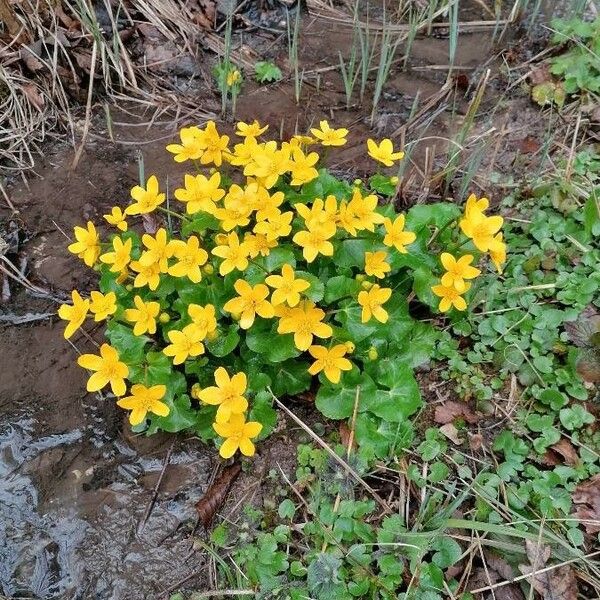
[0,3,554,598]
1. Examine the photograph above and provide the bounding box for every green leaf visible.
[206,326,240,357]
[413,267,438,310]
[315,368,376,420]
[245,320,300,363]
[255,60,283,83]
[295,271,325,302]
[324,276,361,304]
[369,174,396,196]
[249,390,278,439]
[269,359,312,396]
[431,537,462,569]
[278,499,296,519]
[335,239,370,269]
[181,212,220,236]
[105,321,149,364]
[149,393,197,433]
[263,247,296,272]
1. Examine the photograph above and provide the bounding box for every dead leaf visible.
[21,84,45,111]
[550,438,579,466]
[196,463,241,529]
[141,213,160,234]
[20,45,45,72]
[434,401,479,425]
[191,0,216,29]
[518,136,540,154]
[439,423,463,445]
[518,540,578,600]
[339,422,356,451]
[572,473,600,534]
[528,64,551,86]
[468,551,525,600]
[469,433,483,452]
[564,307,600,348]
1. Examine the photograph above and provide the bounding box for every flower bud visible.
[344,341,355,353]
[367,347,378,361]
[125,284,133,292]
[190,383,201,400]
[353,179,362,186]
[159,312,170,324]
[361,280,373,290]
[215,233,228,245]
[206,329,219,341]
[203,263,215,275]
[390,176,399,185]
[355,274,366,283]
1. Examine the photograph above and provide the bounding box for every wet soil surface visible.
[0,3,551,597]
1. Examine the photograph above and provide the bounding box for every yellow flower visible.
[265,264,310,307]
[229,137,260,167]
[89,291,117,321]
[163,324,205,364]
[213,413,263,458]
[308,344,353,383]
[124,295,161,335]
[103,207,127,232]
[188,303,217,339]
[290,134,315,148]
[289,147,319,186]
[58,290,89,339]
[174,173,225,215]
[196,367,248,423]
[117,384,169,426]
[310,120,348,147]
[139,228,175,272]
[211,232,250,276]
[293,220,336,263]
[296,196,337,228]
[347,188,385,232]
[126,175,165,215]
[382,215,416,253]
[244,141,291,189]
[200,120,229,167]
[459,211,503,252]
[440,253,480,292]
[255,189,285,221]
[236,120,268,138]
[464,193,489,217]
[432,282,471,312]
[223,279,274,329]
[68,221,100,267]
[277,299,332,350]
[214,185,253,231]
[253,210,293,241]
[489,233,507,273]
[364,251,391,279]
[77,343,129,396]
[244,233,277,258]
[166,126,206,162]
[168,236,208,283]
[357,284,392,323]
[366,138,404,167]
[130,260,161,291]
[227,68,242,87]
[100,236,132,273]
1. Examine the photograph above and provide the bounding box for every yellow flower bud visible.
[190,383,201,400]
[361,280,374,290]
[203,263,215,275]
[390,176,399,185]
[215,233,228,245]
[367,347,378,361]
[353,179,362,186]
[159,312,170,324]
[344,341,355,353]
[125,284,133,292]
[206,329,219,341]
[356,274,366,283]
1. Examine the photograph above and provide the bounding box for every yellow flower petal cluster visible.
[68,221,100,267]
[367,138,404,167]
[117,384,170,425]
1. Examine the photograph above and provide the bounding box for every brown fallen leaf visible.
[528,64,552,86]
[434,401,479,425]
[196,463,241,529]
[439,423,463,445]
[339,422,356,451]
[550,438,579,466]
[518,540,578,600]
[572,473,600,534]
[468,551,524,600]
[21,83,45,111]
[518,136,540,155]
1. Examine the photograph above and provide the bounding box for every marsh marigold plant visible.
[59,120,505,459]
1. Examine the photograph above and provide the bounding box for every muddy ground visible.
[0,4,552,598]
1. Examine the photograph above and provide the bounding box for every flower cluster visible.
[431,194,506,313]
[59,120,504,459]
